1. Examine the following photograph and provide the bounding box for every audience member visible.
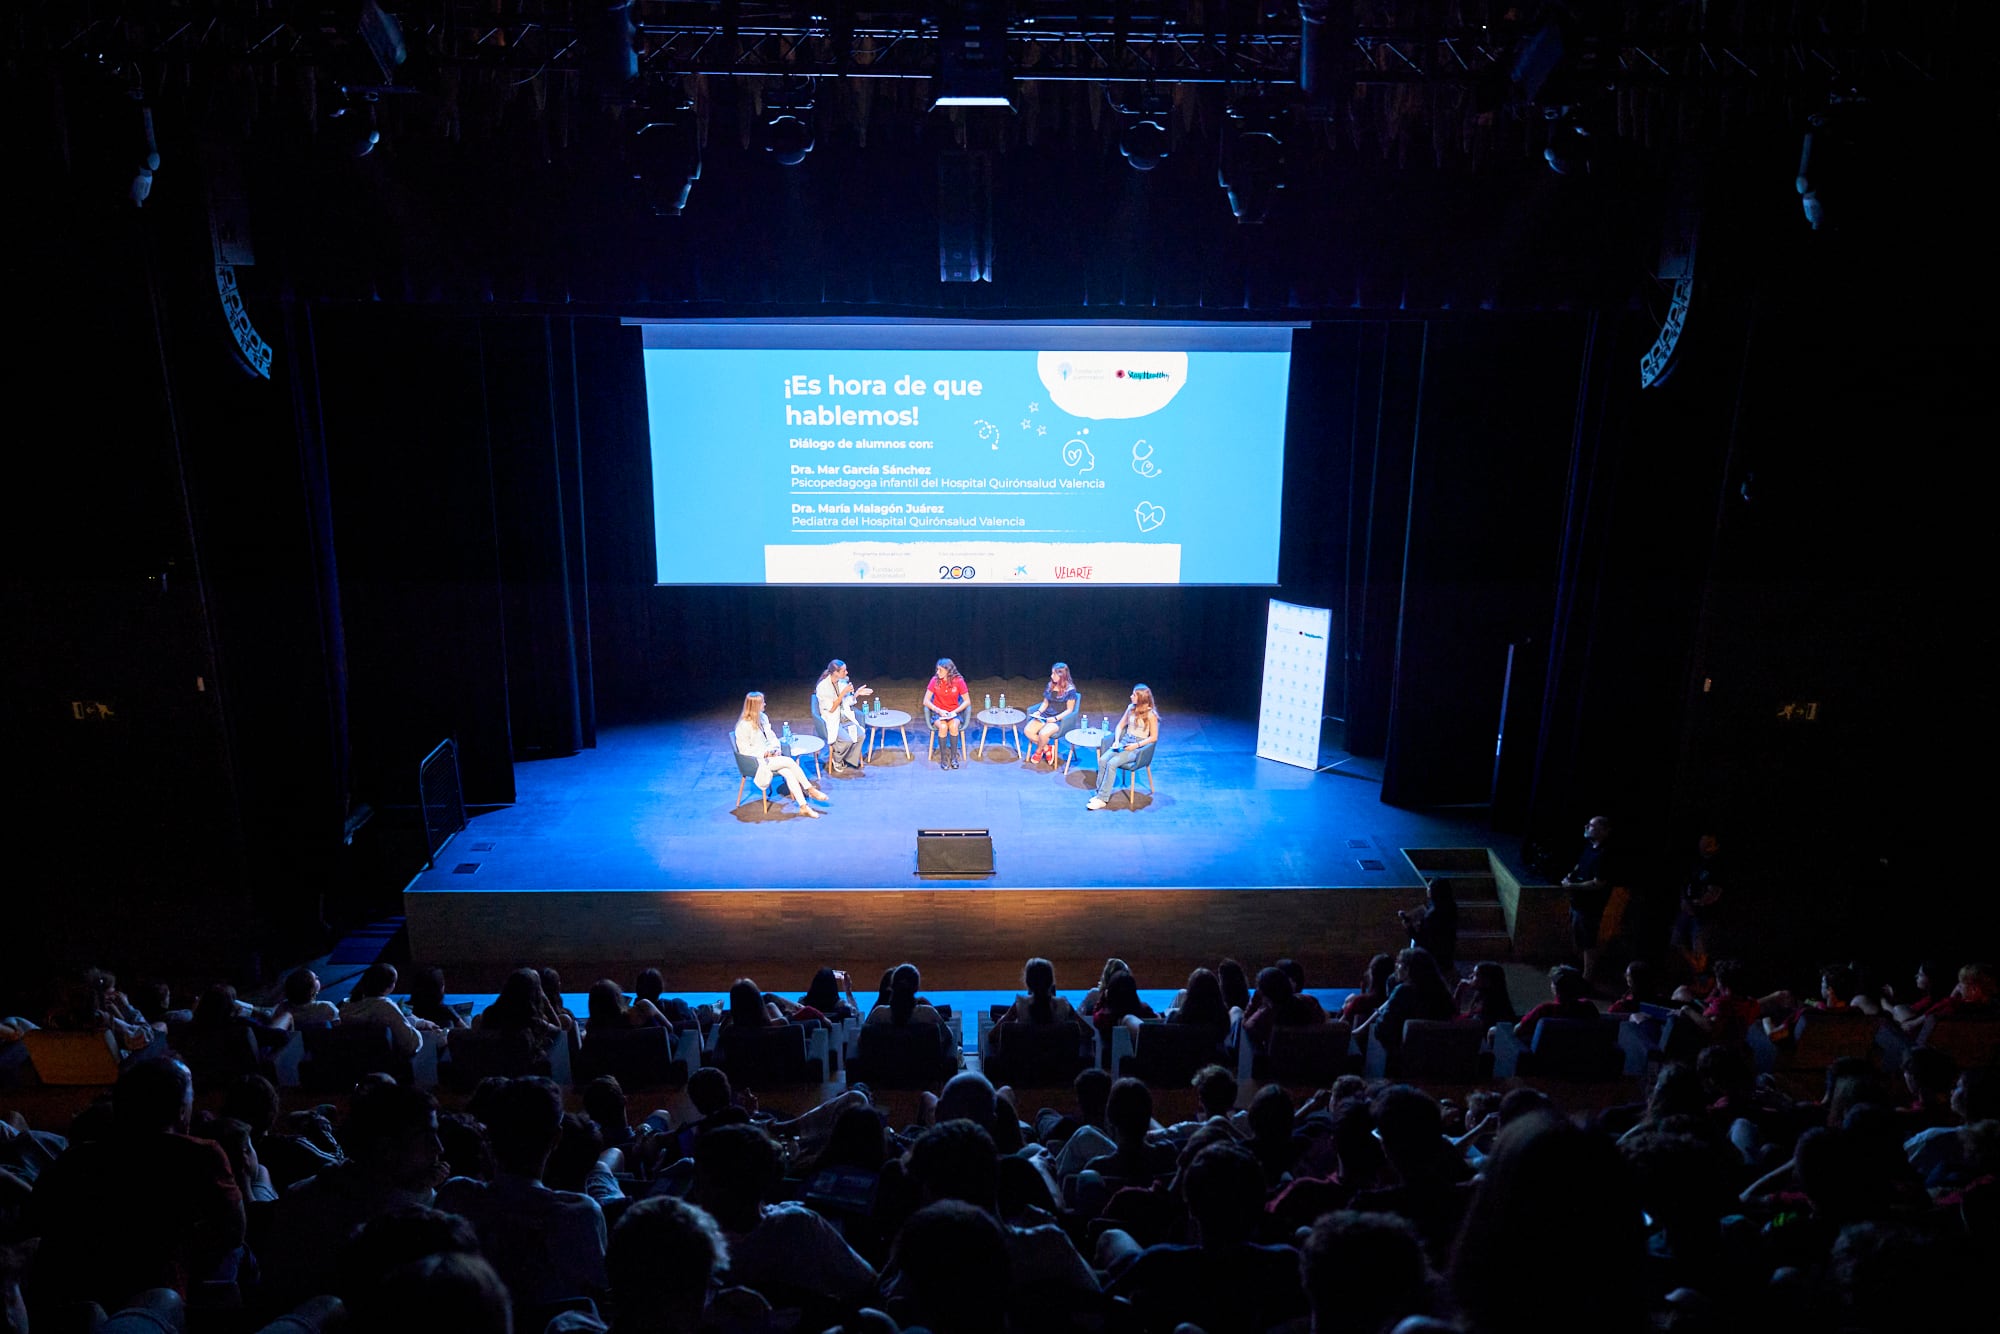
[1104,1143,1309,1334]
[271,970,338,1030]
[549,1196,733,1334]
[24,1058,244,1311]
[262,1081,444,1304]
[1456,962,1517,1026]
[1675,958,1763,1045]
[1355,949,1455,1067]
[1300,1210,1435,1334]
[1349,1086,1473,1266]
[1166,967,1235,1029]
[802,967,861,1021]
[342,964,435,1055]
[898,1119,1097,1295]
[883,1200,1011,1334]
[1447,1115,1650,1334]
[585,979,670,1033]
[476,969,564,1063]
[866,964,959,1058]
[1241,967,1322,1052]
[1511,965,1598,1046]
[690,1124,874,1307]
[407,967,469,1032]
[1337,955,1397,1026]
[435,1077,607,1315]
[1401,880,1459,977]
[1083,1078,1177,1182]
[1606,960,1664,1015]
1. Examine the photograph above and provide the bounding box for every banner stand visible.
[1256,600,1332,770]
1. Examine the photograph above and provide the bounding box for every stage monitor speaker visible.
[916,828,994,877]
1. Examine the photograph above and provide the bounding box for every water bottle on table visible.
[985,693,992,712]
[999,692,1007,710]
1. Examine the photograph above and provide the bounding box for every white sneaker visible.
[1086,797,1108,810]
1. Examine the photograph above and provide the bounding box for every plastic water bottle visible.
[985,693,992,712]
[999,692,1007,710]
[782,720,793,742]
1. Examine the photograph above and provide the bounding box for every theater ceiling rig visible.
[36,2,1961,96]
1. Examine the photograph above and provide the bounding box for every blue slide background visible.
[639,325,1292,584]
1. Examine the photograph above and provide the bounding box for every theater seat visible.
[1784,1010,1883,1070]
[22,1029,122,1085]
[577,1025,691,1090]
[1117,1022,1229,1086]
[1392,1020,1486,1083]
[848,1024,955,1089]
[985,1022,1091,1087]
[1256,1022,1356,1085]
[301,1024,413,1092]
[1515,1017,1623,1080]
[713,1023,828,1087]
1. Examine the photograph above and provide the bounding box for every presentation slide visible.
[634,321,1294,585]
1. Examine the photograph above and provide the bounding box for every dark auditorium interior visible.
[2,4,1993,1334]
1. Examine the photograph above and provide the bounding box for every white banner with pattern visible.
[1257,600,1332,770]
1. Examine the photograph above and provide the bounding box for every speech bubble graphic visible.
[1134,501,1167,533]
[1061,430,1095,472]
[1038,351,1188,420]
[1131,438,1162,479]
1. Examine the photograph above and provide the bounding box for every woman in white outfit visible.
[735,691,834,818]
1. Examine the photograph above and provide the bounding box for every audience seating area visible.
[3,946,1997,1334]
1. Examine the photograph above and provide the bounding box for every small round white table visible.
[863,709,913,759]
[781,734,825,778]
[975,707,1027,758]
[1061,726,1108,775]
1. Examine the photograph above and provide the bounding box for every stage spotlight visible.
[326,87,381,158]
[934,0,1014,108]
[761,78,818,166]
[1219,96,1287,223]
[582,2,641,99]
[1543,107,1594,175]
[1120,118,1170,171]
[632,92,702,216]
[766,115,814,165]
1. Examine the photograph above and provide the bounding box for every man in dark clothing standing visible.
[1564,815,1620,985]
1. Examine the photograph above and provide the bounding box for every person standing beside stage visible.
[1086,684,1160,810]
[734,691,834,819]
[1023,661,1080,766]
[814,659,873,775]
[924,657,971,768]
[1563,814,1620,985]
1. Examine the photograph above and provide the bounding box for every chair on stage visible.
[848,1024,955,1090]
[924,704,963,764]
[730,730,792,813]
[1108,740,1158,808]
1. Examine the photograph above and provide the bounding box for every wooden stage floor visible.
[405,687,1515,988]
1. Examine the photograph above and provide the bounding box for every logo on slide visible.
[1131,439,1162,479]
[852,561,871,580]
[1061,429,1095,473]
[1134,501,1167,533]
[1039,352,1187,420]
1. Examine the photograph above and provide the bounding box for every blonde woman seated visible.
[735,691,834,818]
[1086,684,1160,810]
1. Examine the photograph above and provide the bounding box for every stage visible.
[404,681,1532,988]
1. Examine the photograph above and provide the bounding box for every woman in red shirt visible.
[924,657,971,768]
